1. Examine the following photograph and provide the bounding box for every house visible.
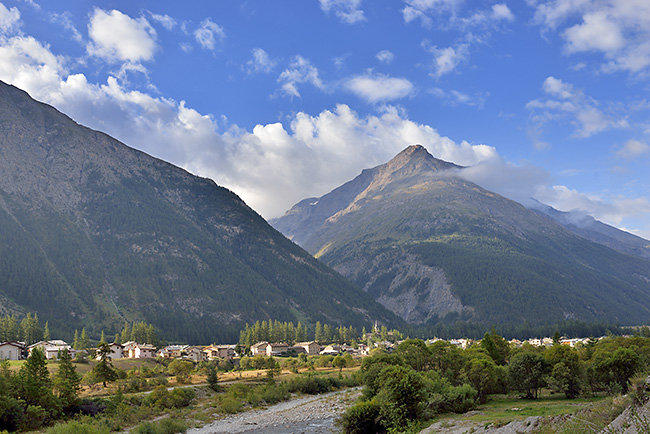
[107,343,123,359]
[0,341,24,360]
[28,340,72,360]
[203,345,235,360]
[122,341,156,358]
[294,341,321,355]
[266,342,288,356]
[250,341,268,356]
[157,345,188,359]
[320,344,341,355]
[185,346,207,362]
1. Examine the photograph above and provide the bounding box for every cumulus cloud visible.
[246,48,277,74]
[401,0,461,26]
[527,76,628,139]
[376,50,395,64]
[87,9,157,63]
[531,0,650,74]
[319,0,366,24]
[277,55,324,97]
[194,18,225,51]
[345,73,414,103]
[616,139,650,158]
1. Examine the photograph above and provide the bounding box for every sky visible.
[0,0,649,240]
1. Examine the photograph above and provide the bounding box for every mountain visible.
[0,81,401,343]
[529,201,650,260]
[271,145,650,327]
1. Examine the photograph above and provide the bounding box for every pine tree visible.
[79,328,90,350]
[93,342,118,387]
[54,349,81,411]
[99,331,106,344]
[120,323,130,343]
[43,321,51,341]
[72,330,80,349]
[315,322,324,344]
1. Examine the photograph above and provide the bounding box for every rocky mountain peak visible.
[378,144,462,181]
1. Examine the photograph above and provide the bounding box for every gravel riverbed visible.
[187,388,361,434]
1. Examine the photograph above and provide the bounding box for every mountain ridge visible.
[0,81,402,342]
[271,145,650,327]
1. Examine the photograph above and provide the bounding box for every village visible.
[0,334,598,362]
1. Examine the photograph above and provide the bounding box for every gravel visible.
[188,388,361,434]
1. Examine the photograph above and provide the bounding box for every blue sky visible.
[0,0,649,239]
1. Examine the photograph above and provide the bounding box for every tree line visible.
[339,331,650,433]
[238,319,404,349]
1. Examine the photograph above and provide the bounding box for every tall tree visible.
[54,349,81,412]
[92,342,118,387]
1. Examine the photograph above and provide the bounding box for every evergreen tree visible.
[99,331,106,344]
[43,321,51,342]
[72,330,80,350]
[120,323,130,343]
[315,322,324,344]
[206,362,219,392]
[20,313,42,345]
[18,347,60,414]
[54,349,81,411]
[92,342,118,387]
[114,333,121,345]
[79,328,90,350]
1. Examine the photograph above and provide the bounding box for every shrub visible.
[336,400,385,434]
[45,420,111,434]
[131,418,188,434]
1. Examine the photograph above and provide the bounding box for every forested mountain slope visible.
[272,145,650,326]
[0,81,401,343]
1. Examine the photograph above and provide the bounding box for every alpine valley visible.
[271,145,650,327]
[0,81,402,343]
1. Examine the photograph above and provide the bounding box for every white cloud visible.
[425,43,469,78]
[564,11,624,53]
[246,48,277,74]
[491,4,515,21]
[616,139,650,158]
[376,50,395,64]
[194,18,225,51]
[527,76,627,139]
[345,73,414,103]
[87,9,157,63]
[0,3,20,34]
[277,55,324,98]
[532,0,650,74]
[149,12,177,30]
[319,0,366,24]
[402,0,461,26]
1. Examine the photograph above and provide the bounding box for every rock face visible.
[0,81,401,342]
[272,145,650,327]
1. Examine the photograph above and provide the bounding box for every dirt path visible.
[188,388,361,434]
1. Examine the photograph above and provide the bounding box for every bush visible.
[131,418,188,434]
[336,400,385,434]
[45,420,111,434]
[143,386,195,409]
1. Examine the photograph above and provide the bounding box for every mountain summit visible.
[272,146,650,327]
[0,81,400,342]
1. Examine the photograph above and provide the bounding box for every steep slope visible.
[0,81,401,342]
[271,145,650,326]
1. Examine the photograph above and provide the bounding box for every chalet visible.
[122,341,156,358]
[106,343,123,359]
[157,345,188,359]
[0,341,24,360]
[203,345,235,360]
[266,342,289,356]
[250,341,268,356]
[185,346,207,362]
[28,340,72,360]
[294,341,321,355]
